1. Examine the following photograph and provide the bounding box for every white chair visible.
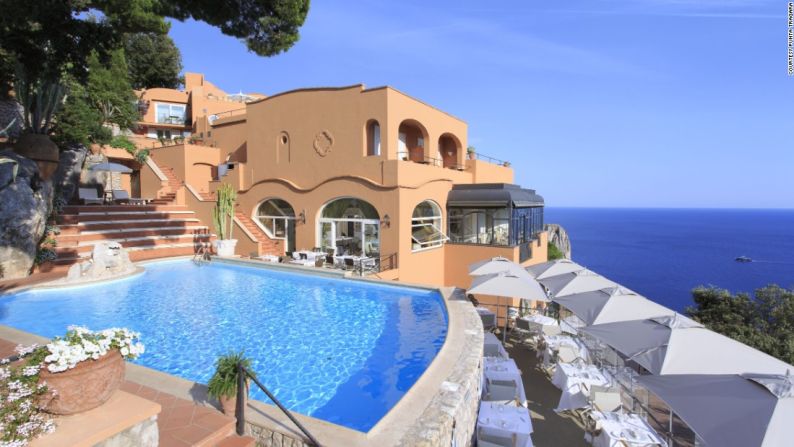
[477,427,518,447]
[484,378,520,406]
[589,385,622,413]
[557,345,586,364]
[541,324,561,337]
[79,187,104,205]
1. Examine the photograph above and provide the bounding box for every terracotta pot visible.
[218,383,248,416]
[467,152,476,160]
[38,350,125,415]
[14,133,59,180]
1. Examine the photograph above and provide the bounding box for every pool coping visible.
[0,256,483,446]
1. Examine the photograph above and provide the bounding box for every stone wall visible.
[395,289,483,447]
[96,415,158,447]
[246,423,311,447]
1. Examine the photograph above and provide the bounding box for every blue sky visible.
[169,0,792,208]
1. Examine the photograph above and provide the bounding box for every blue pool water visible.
[0,260,448,431]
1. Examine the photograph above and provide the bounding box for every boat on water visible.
[735,256,753,263]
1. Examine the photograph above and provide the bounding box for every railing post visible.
[235,362,246,436]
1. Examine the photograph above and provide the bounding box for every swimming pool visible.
[0,260,448,431]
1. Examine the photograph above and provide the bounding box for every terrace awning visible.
[447,183,544,208]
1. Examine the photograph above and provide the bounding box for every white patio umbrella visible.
[538,269,616,298]
[553,286,673,326]
[90,162,133,190]
[581,314,793,375]
[469,256,532,279]
[469,271,549,341]
[636,372,794,447]
[526,259,584,280]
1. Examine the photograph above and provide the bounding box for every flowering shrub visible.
[0,327,144,446]
[1,345,55,446]
[44,326,145,373]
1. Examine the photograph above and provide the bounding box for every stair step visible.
[58,226,210,241]
[62,205,188,213]
[55,234,214,253]
[59,241,213,260]
[216,435,256,447]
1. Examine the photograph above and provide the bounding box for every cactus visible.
[212,184,237,240]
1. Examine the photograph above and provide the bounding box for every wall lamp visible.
[299,210,306,224]
[381,214,391,228]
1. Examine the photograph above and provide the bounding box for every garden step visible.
[58,212,196,224]
[60,218,202,232]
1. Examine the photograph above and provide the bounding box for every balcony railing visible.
[156,116,189,126]
[399,154,465,171]
[471,152,510,167]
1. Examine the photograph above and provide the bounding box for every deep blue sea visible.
[545,208,794,311]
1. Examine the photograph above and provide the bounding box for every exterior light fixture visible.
[382,214,391,228]
[299,210,306,224]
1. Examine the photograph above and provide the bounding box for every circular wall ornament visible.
[313,130,334,157]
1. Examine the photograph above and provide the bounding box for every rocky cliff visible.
[0,149,53,279]
[545,223,572,259]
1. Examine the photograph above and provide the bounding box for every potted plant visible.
[207,351,256,416]
[9,326,144,416]
[466,146,476,160]
[212,183,238,256]
[503,161,511,167]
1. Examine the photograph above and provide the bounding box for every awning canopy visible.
[636,373,794,447]
[447,183,544,208]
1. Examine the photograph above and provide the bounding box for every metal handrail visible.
[354,252,398,276]
[472,152,509,166]
[236,363,320,446]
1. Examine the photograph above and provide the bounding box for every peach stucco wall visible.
[134,76,545,288]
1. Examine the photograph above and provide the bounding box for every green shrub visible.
[110,135,137,155]
[547,242,565,260]
[207,351,256,399]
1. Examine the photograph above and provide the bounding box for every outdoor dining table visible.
[294,250,321,261]
[551,362,612,412]
[589,411,667,447]
[540,334,589,367]
[482,357,527,406]
[477,402,534,447]
[483,332,508,358]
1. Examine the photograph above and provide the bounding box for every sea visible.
[545,208,794,312]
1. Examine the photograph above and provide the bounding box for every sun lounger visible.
[111,189,148,205]
[79,188,104,205]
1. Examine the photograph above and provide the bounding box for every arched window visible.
[256,198,296,251]
[397,119,428,162]
[411,200,446,251]
[319,198,380,257]
[366,120,381,156]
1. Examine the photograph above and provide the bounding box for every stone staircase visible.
[51,204,214,271]
[234,212,284,256]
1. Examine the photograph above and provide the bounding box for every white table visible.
[294,250,321,261]
[477,402,534,447]
[540,334,589,367]
[552,363,612,411]
[484,332,508,358]
[482,358,526,406]
[589,411,667,447]
[522,314,557,326]
[258,254,279,263]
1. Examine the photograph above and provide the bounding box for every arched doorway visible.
[256,198,296,252]
[397,119,428,163]
[318,198,380,257]
[438,133,461,169]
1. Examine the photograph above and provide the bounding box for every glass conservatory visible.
[447,184,544,247]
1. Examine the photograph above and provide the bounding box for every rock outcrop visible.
[545,223,572,259]
[0,149,53,279]
[64,242,135,283]
[0,100,23,140]
[52,142,88,204]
